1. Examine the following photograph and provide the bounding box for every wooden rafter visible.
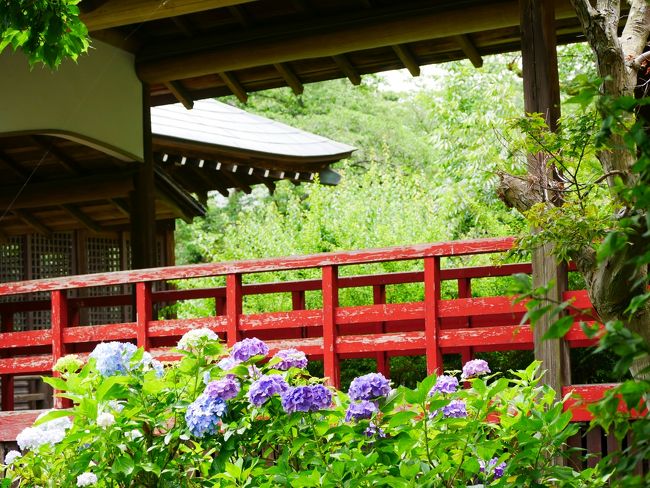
[0,228,8,244]
[61,204,104,234]
[392,44,420,76]
[274,63,304,95]
[454,34,483,68]
[0,149,31,180]
[31,136,82,175]
[219,72,248,102]
[165,81,194,109]
[110,198,131,217]
[216,165,252,194]
[12,209,51,237]
[0,171,134,209]
[136,0,577,83]
[332,54,361,85]
[172,16,195,37]
[80,0,258,31]
[228,5,252,27]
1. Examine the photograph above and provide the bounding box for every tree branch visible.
[496,171,544,214]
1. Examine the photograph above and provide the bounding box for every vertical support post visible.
[226,274,242,346]
[215,296,226,316]
[130,83,157,270]
[1,313,14,411]
[136,282,152,349]
[373,284,390,377]
[51,290,70,409]
[291,290,307,338]
[424,257,442,375]
[520,0,571,396]
[458,278,473,365]
[322,265,340,387]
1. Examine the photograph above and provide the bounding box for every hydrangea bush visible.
[2,329,608,486]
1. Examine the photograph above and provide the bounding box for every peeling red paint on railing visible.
[0,237,619,438]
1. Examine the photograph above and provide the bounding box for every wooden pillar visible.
[520,0,571,395]
[1,313,14,411]
[322,265,340,387]
[424,257,442,375]
[373,285,390,377]
[130,83,157,269]
[135,282,152,349]
[226,274,242,346]
[51,290,71,408]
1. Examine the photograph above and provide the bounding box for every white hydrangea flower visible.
[76,472,98,486]
[3,450,21,465]
[124,429,143,441]
[177,328,219,352]
[106,400,125,413]
[17,413,72,451]
[97,412,115,429]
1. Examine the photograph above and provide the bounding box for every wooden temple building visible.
[0,1,636,460]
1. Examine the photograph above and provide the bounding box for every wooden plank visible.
[31,136,82,175]
[0,356,51,375]
[226,274,242,346]
[136,282,152,348]
[274,63,304,95]
[337,331,425,354]
[0,148,31,180]
[63,323,137,343]
[149,317,227,337]
[136,0,577,83]
[322,265,340,387]
[61,204,104,233]
[12,210,52,237]
[0,329,51,349]
[424,257,442,374]
[239,309,321,331]
[0,237,516,296]
[0,410,42,441]
[392,44,420,76]
[81,0,258,31]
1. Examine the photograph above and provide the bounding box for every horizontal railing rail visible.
[0,236,624,438]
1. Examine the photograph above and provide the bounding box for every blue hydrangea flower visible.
[217,356,240,371]
[281,384,332,413]
[461,359,490,379]
[231,338,269,362]
[345,400,378,422]
[248,375,289,407]
[480,458,507,479]
[348,373,391,401]
[90,342,137,376]
[273,348,308,370]
[364,422,386,438]
[442,399,467,418]
[429,375,459,395]
[185,394,227,438]
[204,376,240,401]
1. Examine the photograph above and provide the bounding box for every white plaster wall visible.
[0,40,143,161]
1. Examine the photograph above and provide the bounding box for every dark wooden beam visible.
[172,16,195,37]
[391,44,420,76]
[0,171,135,209]
[165,80,194,109]
[228,5,252,27]
[0,149,31,180]
[217,166,252,194]
[454,34,483,68]
[333,54,361,85]
[274,63,304,95]
[219,71,248,102]
[79,0,111,13]
[0,228,9,244]
[521,0,568,398]
[61,204,104,234]
[31,136,82,175]
[81,0,258,31]
[12,210,51,237]
[137,0,577,83]
[110,198,131,217]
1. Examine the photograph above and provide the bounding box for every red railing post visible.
[458,278,473,365]
[322,265,340,388]
[51,290,71,409]
[424,257,442,375]
[1,312,14,411]
[215,296,226,316]
[136,282,152,349]
[226,274,242,346]
[373,284,390,377]
[292,290,307,338]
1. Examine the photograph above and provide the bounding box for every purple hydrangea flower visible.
[461,359,490,379]
[204,376,240,401]
[480,458,507,479]
[90,342,137,376]
[429,375,459,395]
[217,356,240,371]
[185,394,227,438]
[442,399,467,418]
[281,384,332,413]
[345,400,378,422]
[231,338,269,362]
[348,373,391,401]
[248,375,289,407]
[273,348,308,370]
[364,422,386,438]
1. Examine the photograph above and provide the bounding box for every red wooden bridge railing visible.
[0,237,616,437]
